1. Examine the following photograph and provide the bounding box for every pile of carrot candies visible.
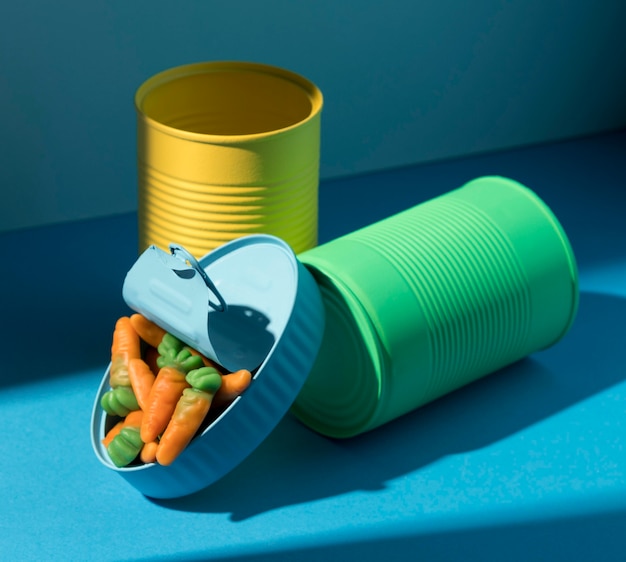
[100,314,252,467]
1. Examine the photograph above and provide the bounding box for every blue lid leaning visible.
[122,235,313,372]
[91,234,325,498]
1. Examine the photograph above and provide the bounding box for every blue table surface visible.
[1,130,625,561]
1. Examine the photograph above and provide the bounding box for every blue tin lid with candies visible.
[90,234,325,499]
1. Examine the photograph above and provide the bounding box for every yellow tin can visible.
[135,61,323,257]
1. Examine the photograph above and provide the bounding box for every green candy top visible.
[156,333,203,373]
[186,367,222,394]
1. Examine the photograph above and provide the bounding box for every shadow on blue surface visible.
[1,130,623,389]
[136,506,626,562]
[151,290,626,522]
[0,214,138,386]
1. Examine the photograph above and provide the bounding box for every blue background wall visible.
[1,1,625,233]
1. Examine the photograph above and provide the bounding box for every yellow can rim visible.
[135,60,323,144]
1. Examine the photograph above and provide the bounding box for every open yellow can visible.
[135,61,323,257]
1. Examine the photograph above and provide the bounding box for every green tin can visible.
[292,176,579,437]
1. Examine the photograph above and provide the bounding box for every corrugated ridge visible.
[139,188,317,226]
[139,159,319,194]
[353,198,531,399]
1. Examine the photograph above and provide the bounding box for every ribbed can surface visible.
[293,176,579,437]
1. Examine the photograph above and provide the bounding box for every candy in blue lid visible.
[92,234,325,498]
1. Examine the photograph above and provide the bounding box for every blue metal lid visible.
[123,236,310,372]
[92,234,325,498]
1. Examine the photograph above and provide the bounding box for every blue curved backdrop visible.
[1,0,625,232]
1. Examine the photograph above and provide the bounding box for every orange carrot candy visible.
[109,316,141,388]
[213,369,252,409]
[140,333,203,443]
[104,409,145,467]
[106,427,143,467]
[102,408,146,448]
[102,421,124,448]
[156,367,222,466]
[100,385,140,417]
[129,313,167,349]
[140,440,159,464]
[127,357,156,411]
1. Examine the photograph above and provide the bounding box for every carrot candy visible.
[107,426,144,468]
[185,366,223,391]
[102,421,124,447]
[123,409,144,428]
[140,366,191,443]
[140,440,159,464]
[102,409,143,447]
[104,410,148,467]
[129,313,167,349]
[156,368,222,466]
[155,333,202,370]
[187,347,224,371]
[127,358,156,411]
[213,369,253,408]
[140,334,203,443]
[100,385,140,417]
[109,316,141,388]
